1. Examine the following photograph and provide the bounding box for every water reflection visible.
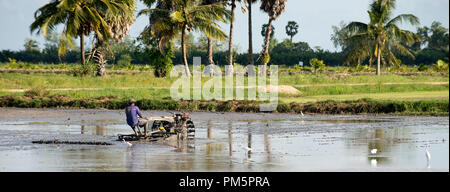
[367,129,390,167]
[265,134,271,162]
[96,125,104,136]
[228,121,233,168]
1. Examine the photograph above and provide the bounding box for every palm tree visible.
[91,0,135,76]
[139,0,230,76]
[226,0,237,75]
[260,0,287,71]
[30,0,118,66]
[201,0,229,76]
[261,23,275,38]
[244,0,257,66]
[24,39,40,52]
[285,21,299,42]
[343,0,420,75]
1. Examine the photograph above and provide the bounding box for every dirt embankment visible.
[0,94,447,116]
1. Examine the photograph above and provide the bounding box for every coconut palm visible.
[260,0,287,70]
[30,0,120,66]
[343,0,420,75]
[139,0,230,76]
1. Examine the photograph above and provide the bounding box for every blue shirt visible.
[125,105,143,127]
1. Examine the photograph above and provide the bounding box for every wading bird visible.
[425,146,431,168]
[371,149,377,154]
[123,139,132,147]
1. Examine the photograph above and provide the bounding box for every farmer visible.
[125,98,149,137]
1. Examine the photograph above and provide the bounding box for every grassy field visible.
[0,69,448,114]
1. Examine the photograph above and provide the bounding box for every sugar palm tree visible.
[24,39,40,52]
[30,0,119,66]
[201,0,229,75]
[260,0,287,71]
[91,0,135,76]
[285,21,299,42]
[244,0,258,66]
[139,0,230,76]
[343,0,420,75]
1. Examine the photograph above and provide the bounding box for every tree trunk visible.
[207,36,214,65]
[376,43,381,76]
[227,0,236,76]
[181,27,191,76]
[204,36,215,77]
[247,2,254,66]
[263,19,274,54]
[80,34,85,65]
[263,19,273,57]
[95,49,106,77]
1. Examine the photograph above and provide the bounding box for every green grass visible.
[279,73,449,85]
[0,71,448,114]
[292,84,449,96]
[0,73,174,89]
[280,91,449,103]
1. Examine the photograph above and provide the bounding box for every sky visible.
[0,0,448,53]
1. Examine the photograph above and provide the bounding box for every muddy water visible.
[0,109,448,172]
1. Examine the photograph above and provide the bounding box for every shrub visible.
[433,60,449,72]
[309,58,325,73]
[418,64,430,72]
[117,54,133,68]
[148,48,174,78]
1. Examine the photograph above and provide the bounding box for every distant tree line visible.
[2,27,447,68]
[0,0,448,69]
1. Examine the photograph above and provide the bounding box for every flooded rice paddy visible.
[0,108,448,172]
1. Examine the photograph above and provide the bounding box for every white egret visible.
[371,149,377,154]
[300,111,304,117]
[122,139,132,147]
[239,145,252,153]
[425,146,431,168]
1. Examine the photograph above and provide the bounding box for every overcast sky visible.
[0,0,448,52]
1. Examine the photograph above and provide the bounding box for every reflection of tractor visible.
[118,112,195,142]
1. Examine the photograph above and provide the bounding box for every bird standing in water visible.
[123,139,132,147]
[425,146,431,168]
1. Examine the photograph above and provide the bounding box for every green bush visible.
[418,64,430,72]
[117,54,133,68]
[433,60,449,72]
[309,58,325,73]
[148,48,174,77]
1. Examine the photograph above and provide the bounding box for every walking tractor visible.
[118,112,195,142]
